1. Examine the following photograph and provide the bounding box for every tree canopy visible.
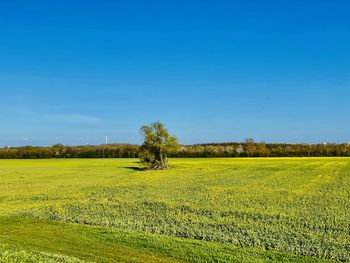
[139,122,179,170]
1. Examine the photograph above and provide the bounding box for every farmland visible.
[0,158,349,262]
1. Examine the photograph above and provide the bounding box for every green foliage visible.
[1,142,350,159]
[0,144,139,159]
[0,243,81,262]
[140,122,179,169]
[0,158,349,262]
[0,217,332,263]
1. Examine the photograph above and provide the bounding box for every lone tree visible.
[139,122,179,170]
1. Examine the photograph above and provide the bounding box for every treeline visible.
[1,142,350,159]
[0,144,139,159]
[174,142,350,157]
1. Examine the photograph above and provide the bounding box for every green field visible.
[0,158,349,262]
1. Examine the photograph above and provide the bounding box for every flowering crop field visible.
[0,158,349,262]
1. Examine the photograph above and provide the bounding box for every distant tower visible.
[105,136,108,145]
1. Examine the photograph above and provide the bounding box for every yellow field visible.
[0,158,349,262]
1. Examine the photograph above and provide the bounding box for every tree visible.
[139,122,179,170]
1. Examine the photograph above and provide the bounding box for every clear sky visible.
[0,0,349,146]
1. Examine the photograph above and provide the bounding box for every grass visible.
[0,158,349,262]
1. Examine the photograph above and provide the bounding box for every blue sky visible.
[0,0,349,146]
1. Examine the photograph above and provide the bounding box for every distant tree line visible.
[1,142,350,159]
[0,144,139,159]
[173,142,350,157]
